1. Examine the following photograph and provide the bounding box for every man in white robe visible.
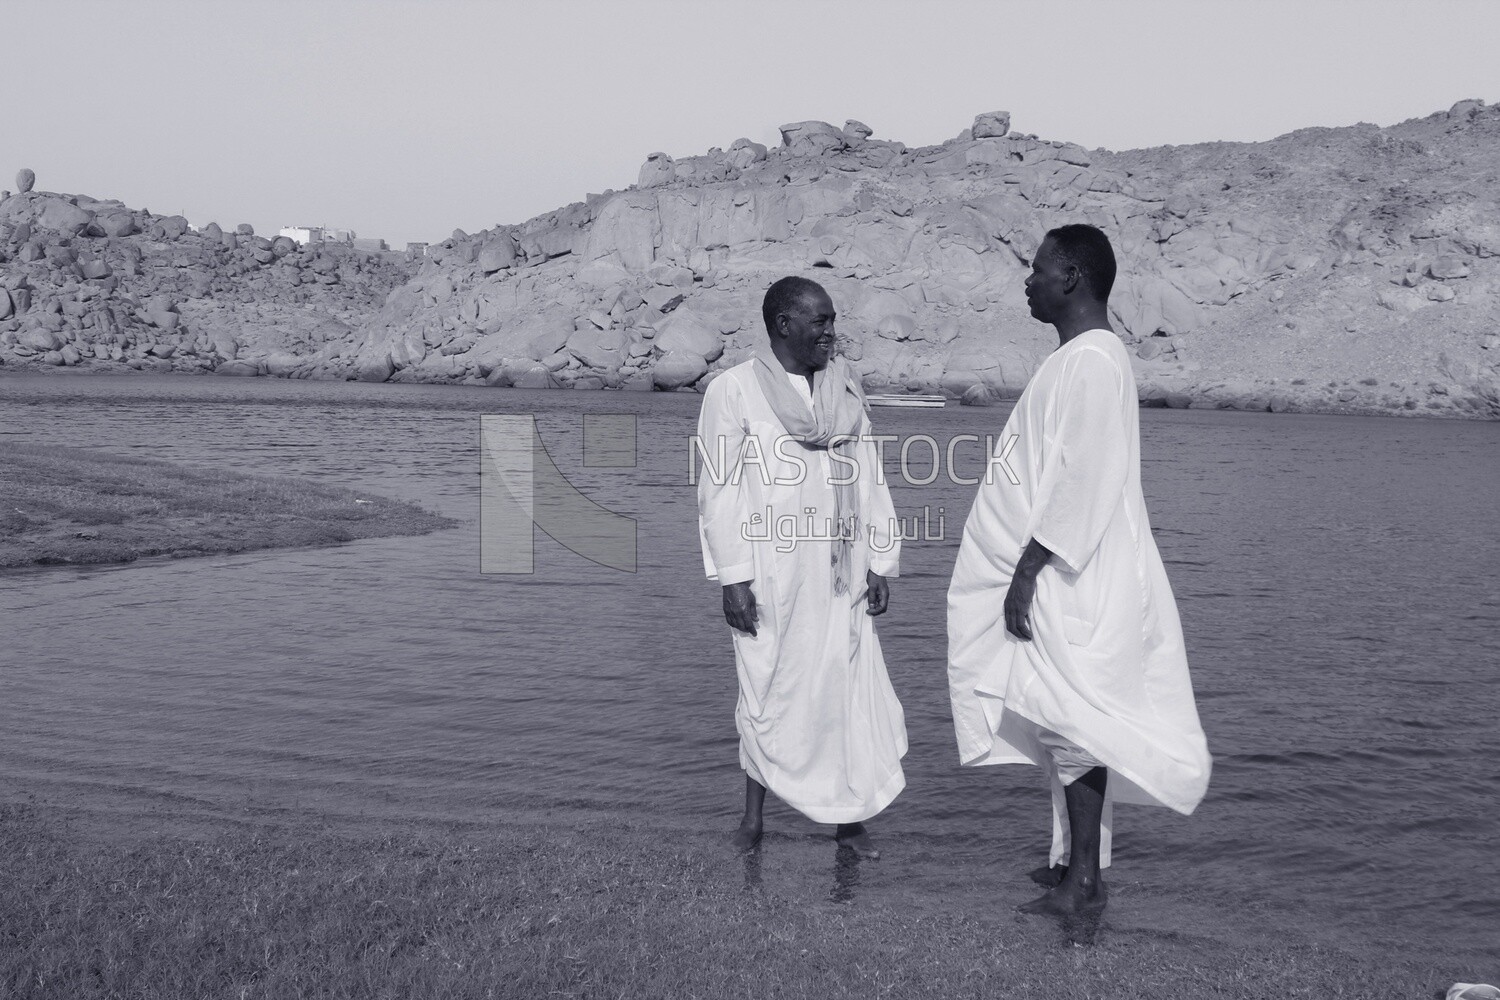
[947,225,1211,915]
[697,276,906,858]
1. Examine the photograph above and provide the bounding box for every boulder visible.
[655,307,724,360]
[161,215,190,238]
[16,169,36,193]
[971,111,1012,139]
[652,350,708,389]
[779,120,846,155]
[236,223,255,236]
[961,383,998,406]
[620,370,654,391]
[21,329,64,351]
[214,360,261,377]
[264,352,300,376]
[93,211,137,238]
[35,198,94,235]
[566,326,626,368]
[1427,256,1471,280]
[726,138,768,171]
[146,301,180,332]
[512,363,563,389]
[478,240,518,273]
[356,354,395,382]
[639,152,676,189]
[843,119,874,141]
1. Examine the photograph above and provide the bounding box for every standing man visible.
[697,276,906,858]
[947,225,1211,915]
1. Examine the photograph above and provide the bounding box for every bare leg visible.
[731,775,765,853]
[1019,766,1107,915]
[834,822,880,860]
[1028,863,1068,887]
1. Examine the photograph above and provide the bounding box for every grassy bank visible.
[0,804,1442,1000]
[0,442,455,568]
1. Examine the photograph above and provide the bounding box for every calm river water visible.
[1,373,1497,971]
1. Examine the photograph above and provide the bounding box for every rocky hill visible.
[0,173,415,378]
[2,99,1496,417]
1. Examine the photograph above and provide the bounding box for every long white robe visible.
[697,360,906,824]
[947,329,1210,859]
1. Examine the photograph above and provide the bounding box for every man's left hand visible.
[866,570,890,616]
[1003,571,1037,641]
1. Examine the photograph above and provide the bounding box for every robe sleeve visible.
[1028,346,1130,575]
[696,375,756,585]
[857,413,901,578]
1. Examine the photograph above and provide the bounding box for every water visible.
[1,373,1497,971]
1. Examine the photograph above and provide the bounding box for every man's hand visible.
[1003,571,1037,641]
[1004,538,1055,641]
[866,570,890,616]
[722,581,759,636]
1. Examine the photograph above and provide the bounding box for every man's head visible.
[763,276,837,374]
[1025,224,1116,325]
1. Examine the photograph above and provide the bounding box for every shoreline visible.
[0,440,456,570]
[2,362,1494,422]
[0,800,1456,1000]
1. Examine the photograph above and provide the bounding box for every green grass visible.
[0,804,1445,1000]
[0,442,456,568]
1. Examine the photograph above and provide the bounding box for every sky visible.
[6,0,1497,247]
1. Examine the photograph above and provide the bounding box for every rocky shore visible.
[2,99,1496,418]
[0,171,414,380]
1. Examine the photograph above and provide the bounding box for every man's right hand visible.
[722,581,759,636]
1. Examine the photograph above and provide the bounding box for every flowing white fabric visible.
[947,329,1210,860]
[698,360,906,824]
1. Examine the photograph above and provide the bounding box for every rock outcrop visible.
[3,99,1497,419]
[0,173,415,377]
[336,101,1499,417]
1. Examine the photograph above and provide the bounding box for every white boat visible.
[866,393,947,408]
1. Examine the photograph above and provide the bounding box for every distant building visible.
[280,225,391,250]
[278,226,324,245]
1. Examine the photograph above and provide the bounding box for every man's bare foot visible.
[731,818,762,854]
[1018,874,1107,916]
[834,822,880,859]
[1027,863,1068,887]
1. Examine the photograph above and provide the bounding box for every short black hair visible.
[1044,224,1116,300]
[762,275,826,333]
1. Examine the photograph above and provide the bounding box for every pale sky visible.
[7,0,1495,247]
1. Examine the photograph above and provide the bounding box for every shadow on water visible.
[830,846,862,905]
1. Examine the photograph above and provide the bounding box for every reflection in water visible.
[830,846,862,905]
[742,846,762,892]
[1057,911,1105,948]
